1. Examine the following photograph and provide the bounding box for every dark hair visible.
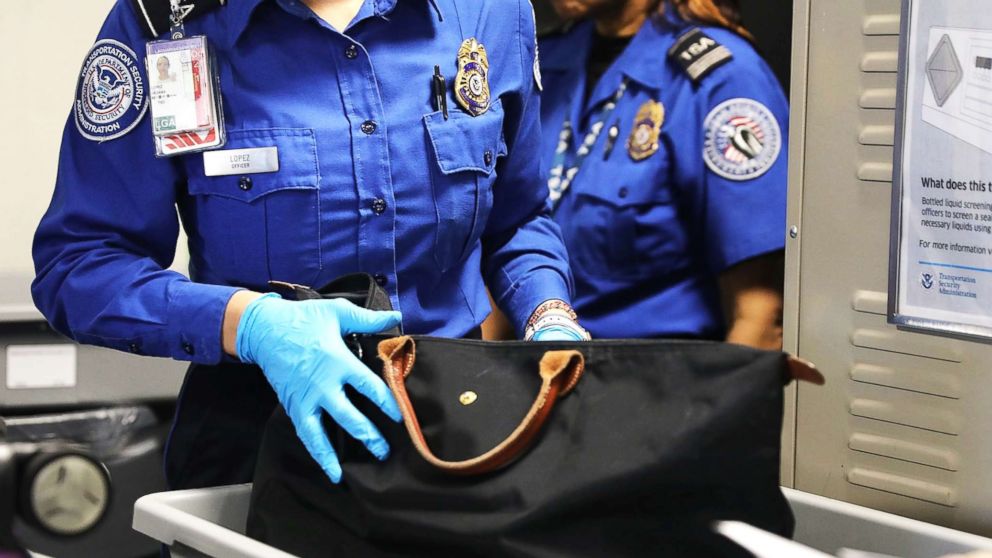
[659,0,753,41]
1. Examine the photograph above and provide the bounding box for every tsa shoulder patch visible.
[668,28,733,84]
[702,98,782,181]
[74,39,148,142]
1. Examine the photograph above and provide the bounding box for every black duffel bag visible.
[246,319,820,557]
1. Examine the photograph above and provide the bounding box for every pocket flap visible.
[579,182,673,208]
[424,98,507,176]
[187,128,318,203]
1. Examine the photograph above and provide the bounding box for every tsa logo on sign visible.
[921,272,934,290]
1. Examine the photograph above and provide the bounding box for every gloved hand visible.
[531,326,588,341]
[236,293,403,483]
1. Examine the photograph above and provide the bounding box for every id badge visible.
[146,35,226,157]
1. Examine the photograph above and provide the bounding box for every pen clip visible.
[603,119,621,160]
[433,65,449,121]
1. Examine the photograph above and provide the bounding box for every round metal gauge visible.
[24,453,110,536]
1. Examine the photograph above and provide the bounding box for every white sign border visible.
[888,0,992,342]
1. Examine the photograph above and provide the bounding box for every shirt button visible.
[618,186,629,199]
[128,343,140,354]
[484,150,493,166]
[371,197,387,215]
[239,176,253,191]
[373,273,388,287]
[345,44,358,59]
[182,342,195,356]
[361,120,377,135]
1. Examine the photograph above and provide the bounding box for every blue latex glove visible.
[236,293,403,482]
[531,326,588,341]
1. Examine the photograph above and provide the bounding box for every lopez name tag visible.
[203,147,279,176]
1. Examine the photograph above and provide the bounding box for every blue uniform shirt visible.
[539,16,788,340]
[33,0,572,364]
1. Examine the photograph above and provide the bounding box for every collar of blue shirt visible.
[541,14,692,93]
[221,0,444,47]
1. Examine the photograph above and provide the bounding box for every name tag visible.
[203,146,279,176]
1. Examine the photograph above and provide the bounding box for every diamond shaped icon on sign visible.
[927,34,962,107]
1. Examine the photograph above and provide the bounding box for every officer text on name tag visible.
[203,147,279,176]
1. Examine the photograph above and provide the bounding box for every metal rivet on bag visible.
[459,391,478,405]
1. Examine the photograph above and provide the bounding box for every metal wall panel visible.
[788,0,992,535]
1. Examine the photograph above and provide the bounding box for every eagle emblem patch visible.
[75,39,147,141]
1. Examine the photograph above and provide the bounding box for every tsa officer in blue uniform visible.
[32,0,588,491]
[539,0,789,349]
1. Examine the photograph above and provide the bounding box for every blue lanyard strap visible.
[548,79,629,207]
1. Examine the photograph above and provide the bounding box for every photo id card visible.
[146,35,226,157]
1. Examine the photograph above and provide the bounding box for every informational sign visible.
[890,0,992,339]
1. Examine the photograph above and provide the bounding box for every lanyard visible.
[547,78,629,207]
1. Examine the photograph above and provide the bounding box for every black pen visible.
[603,119,620,160]
[433,65,449,120]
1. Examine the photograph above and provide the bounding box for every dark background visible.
[532,0,794,92]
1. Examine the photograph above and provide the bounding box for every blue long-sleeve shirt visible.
[33,0,572,364]
[539,16,788,339]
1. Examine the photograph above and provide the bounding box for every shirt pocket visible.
[568,183,689,281]
[423,98,508,273]
[183,128,321,288]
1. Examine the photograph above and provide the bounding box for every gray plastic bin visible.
[133,485,992,558]
[132,484,292,558]
[784,488,992,557]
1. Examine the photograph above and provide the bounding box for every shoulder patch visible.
[74,39,148,142]
[128,0,224,38]
[702,98,781,181]
[668,28,733,84]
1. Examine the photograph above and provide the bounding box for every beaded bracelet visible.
[524,299,590,341]
[526,299,578,329]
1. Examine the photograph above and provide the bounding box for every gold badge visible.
[454,38,491,116]
[627,100,665,161]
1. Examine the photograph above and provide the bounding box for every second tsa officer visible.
[32,0,585,491]
[540,0,789,349]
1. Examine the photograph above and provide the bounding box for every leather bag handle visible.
[786,355,824,385]
[378,337,584,476]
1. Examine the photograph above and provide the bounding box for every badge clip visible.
[169,0,188,39]
[145,2,227,157]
